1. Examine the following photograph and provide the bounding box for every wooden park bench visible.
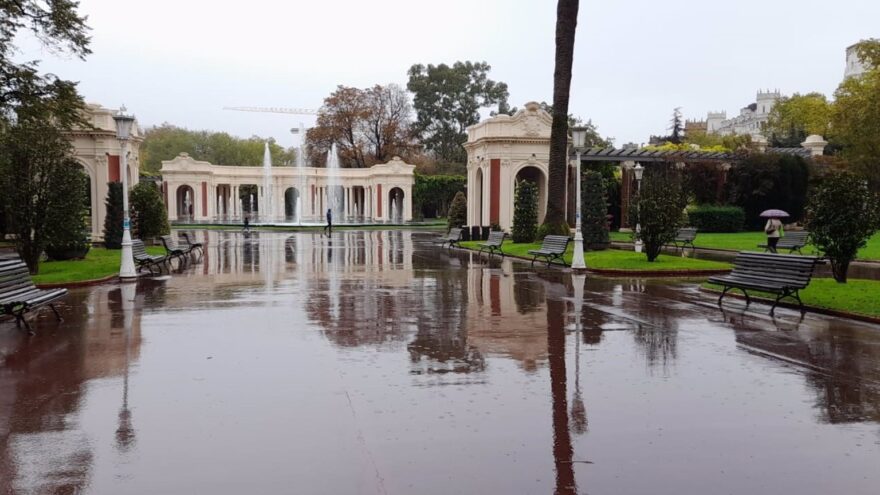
[437,227,463,249]
[0,254,67,333]
[477,231,506,258]
[179,231,204,257]
[528,235,571,267]
[667,227,698,252]
[758,231,810,254]
[708,251,821,314]
[132,239,169,275]
[160,234,195,267]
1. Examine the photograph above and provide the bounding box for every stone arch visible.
[388,187,404,223]
[284,187,300,220]
[176,184,195,221]
[512,163,547,224]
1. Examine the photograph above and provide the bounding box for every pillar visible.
[620,162,634,230]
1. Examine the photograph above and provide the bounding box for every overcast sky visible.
[17,0,878,148]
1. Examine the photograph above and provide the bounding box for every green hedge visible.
[687,205,745,233]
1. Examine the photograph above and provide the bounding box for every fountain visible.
[325,143,343,222]
[294,196,302,225]
[262,142,273,222]
[296,123,307,223]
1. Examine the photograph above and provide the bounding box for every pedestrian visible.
[323,208,332,236]
[764,216,783,253]
[243,215,250,233]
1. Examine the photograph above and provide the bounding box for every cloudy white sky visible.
[18,0,878,148]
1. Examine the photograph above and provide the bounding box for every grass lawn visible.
[459,240,730,272]
[705,278,880,318]
[611,231,880,261]
[32,246,165,285]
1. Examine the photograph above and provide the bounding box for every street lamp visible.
[570,127,588,271]
[633,163,644,254]
[113,107,137,281]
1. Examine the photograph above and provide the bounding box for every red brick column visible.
[489,159,500,225]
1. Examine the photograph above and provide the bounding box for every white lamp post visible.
[113,107,137,281]
[570,127,588,271]
[633,163,644,254]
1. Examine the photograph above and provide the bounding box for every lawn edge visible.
[699,286,880,324]
[35,273,119,289]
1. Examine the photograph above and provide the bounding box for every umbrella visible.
[760,209,789,218]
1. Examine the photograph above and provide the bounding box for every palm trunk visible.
[542,0,580,234]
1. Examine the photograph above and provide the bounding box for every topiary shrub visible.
[446,191,467,232]
[130,182,170,240]
[805,172,880,283]
[512,180,539,243]
[687,205,745,233]
[630,165,687,262]
[581,171,609,249]
[45,161,91,260]
[103,182,124,249]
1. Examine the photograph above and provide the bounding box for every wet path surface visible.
[1,231,879,494]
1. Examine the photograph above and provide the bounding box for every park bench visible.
[528,235,571,267]
[437,227,463,249]
[0,254,67,333]
[667,227,698,252]
[708,251,821,314]
[180,231,204,256]
[758,231,810,254]
[132,239,169,275]
[160,234,194,267]
[477,231,506,258]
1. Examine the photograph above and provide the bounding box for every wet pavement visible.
[1,230,879,494]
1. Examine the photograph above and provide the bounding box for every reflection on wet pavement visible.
[1,230,879,494]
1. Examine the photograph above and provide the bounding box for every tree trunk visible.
[542,0,580,234]
[546,298,576,494]
[831,258,850,283]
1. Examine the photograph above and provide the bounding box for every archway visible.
[176,185,195,221]
[239,184,258,218]
[514,166,547,224]
[388,187,404,223]
[284,187,300,221]
[475,168,484,225]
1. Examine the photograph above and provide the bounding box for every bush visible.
[805,172,880,282]
[687,205,745,233]
[630,165,687,262]
[726,153,810,228]
[130,182,170,239]
[581,171,609,248]
[45,161,91,260]
[413,173,466,219]
[512,180,539,243]
[103,182,124,249]
[446,191,467,231]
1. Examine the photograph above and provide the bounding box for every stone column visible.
[167,182,178,221]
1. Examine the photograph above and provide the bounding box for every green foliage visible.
[130,182,170,239]
[726,153,810,228]
[407,61,509,163]
[853,38,880,68]
[832,69,880,189]
[446,191,467,231]
[44,162,91,260]
[805,172,880,282]
[765,93,833,147]
[683,132,752,152]
[512,180,539,243]
[413,173,466,219]
[683,162,724,204]
[631,166,688,262]
[581,171,609,248]
[102,183,124,249]
[687,205,745,233]
[139,125,296,174]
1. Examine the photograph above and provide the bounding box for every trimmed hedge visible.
[687,205,745,233]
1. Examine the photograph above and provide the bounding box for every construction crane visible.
[223,106,319,115]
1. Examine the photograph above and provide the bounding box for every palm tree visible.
[541,0,580,235]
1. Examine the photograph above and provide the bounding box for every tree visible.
[853,38,880,68]
[726,153,810,228]
[833,68,880,189]
[805,172,880,282]
[130,182,170,239]
[140,125,295,174]
[541,0,580,236]
[103,182,124,249]
[630,166,687,262]
[765,93,833,147]
[413,174,466,219]
[447,191,467,231]
[668,107,684,144]
[407,61,509,163]
[44,162,90,260]
[512,180,539,243]
[581,171,609,249]
[0,123,86,272]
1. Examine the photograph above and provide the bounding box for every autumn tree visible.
[764,93,833,147]
[833,51,880,188]
[541,0,580,236]
[407,61,509,164]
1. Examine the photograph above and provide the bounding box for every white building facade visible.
[705,90,781,136]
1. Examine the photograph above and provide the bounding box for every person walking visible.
[243,215,250,233]
[764,216,783,253]
[323,208,332,236]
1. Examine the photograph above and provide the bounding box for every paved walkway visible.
[2,231,878,494]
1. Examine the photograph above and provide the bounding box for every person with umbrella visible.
[761,209,788,253]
